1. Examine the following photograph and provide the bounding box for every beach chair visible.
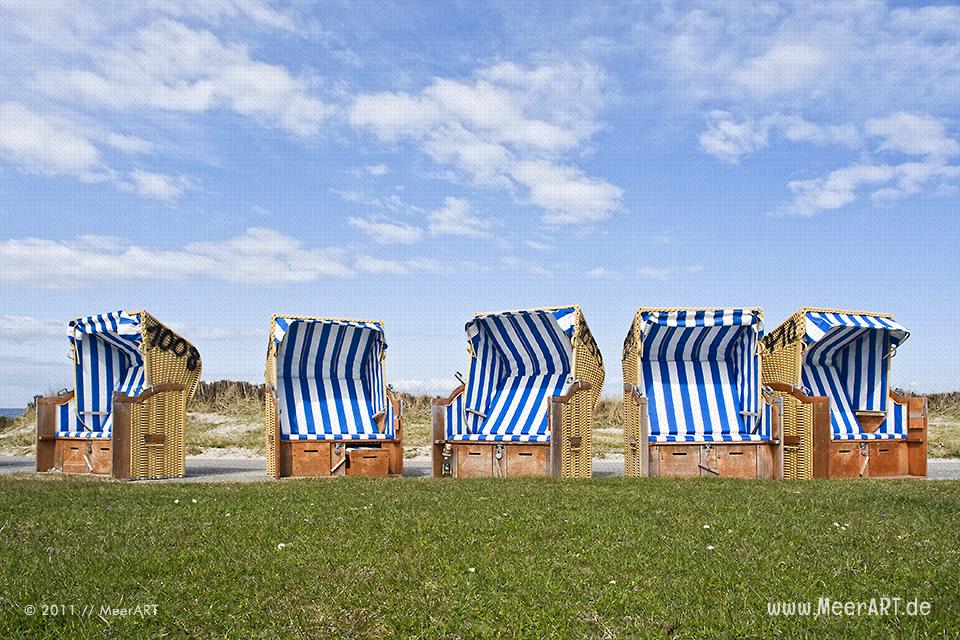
[622,308,783,479]
[761,309,927,479]
[431,306,604,478]
[264,316,403,478]
[36,311,201,479]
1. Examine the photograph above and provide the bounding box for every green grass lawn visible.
[1,477,958,638]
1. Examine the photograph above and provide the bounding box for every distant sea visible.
[0,408,23,419]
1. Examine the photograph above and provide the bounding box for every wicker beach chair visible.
[431,306,604,478]
[760,309,927,479]
[264,316,403,478]
[622,308,783,478]
[36,311,201,479]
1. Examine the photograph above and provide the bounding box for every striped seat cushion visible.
[449,433,551,443]
[274,318,395,441]
[474,373,568,440]
[53,428,112,439]
[644,360,761,442]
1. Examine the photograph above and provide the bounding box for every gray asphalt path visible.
[1,455,958,481]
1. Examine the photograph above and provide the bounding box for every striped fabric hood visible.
[801,311,910,439]
[635,309,766,442]
[271,317,395,440]
[449,307,577,442]
[56,311,147,437]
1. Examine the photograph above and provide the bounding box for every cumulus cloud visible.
[353,255,449,276]
[636,265,703,281]
[502,256,552,278]
[427,197,490,238]
[866,112,960,159]
[350,62,622,224]
[35,19,333,137]
[0,101,106,179]
[785,160,960,216]
[349,216,424,245]
[586,267,621,280]
[779,112,960,215]
[124,168,193,201]
[700,111,859,163]
[0,228,355,287]
[652,3,960,114]
[0,101,193,200]
[730,43,828,98]
[0,315,65,340]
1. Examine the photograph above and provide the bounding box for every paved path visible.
[2,456,958,481]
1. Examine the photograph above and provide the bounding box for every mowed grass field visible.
[1,477,958,639]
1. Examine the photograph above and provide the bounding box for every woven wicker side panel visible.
[761,312,810,479]
[264,321,278,477]
[265,390,278,477]
[140,312,202,400]
[129,389,187,479]
[622,319,642,477]
[566,310,604,478]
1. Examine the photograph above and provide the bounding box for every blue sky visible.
[1,1,958,406]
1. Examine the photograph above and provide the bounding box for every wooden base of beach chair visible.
[277,440,402,478]
[826,441,909,478]
[768,385,928,479]
[36,384,189,480]
[648,442,779,479]
[440,442,552,479]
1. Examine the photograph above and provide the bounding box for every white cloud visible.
[0,315,64,340]
[35,20,333,137]
[0,101,193,199]
[350,62,622,224]
[427,197,490,238]
[353,255,449,276]
[649,3,960,209]
[349,216,424,245]
[866,112,960,159]
[586,267,621,280]
[731,43,828,98]
[524,240,553,251]
[502,256,552,278]
[637,265,703,281]
[700,111,859,163]
[124,168,192,201]
[652,3,960,115]
[785,159,960,216]
[0,228,355,287]
[510,160,622,223]
[365,163,388,176]
[0,102,105,179]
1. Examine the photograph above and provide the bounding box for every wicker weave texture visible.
[621,312,642,477]
[128,312,200,479]
[759,308,894,479]
[140,311,202,399]
[128,388,188,479]
[564,307,605,478]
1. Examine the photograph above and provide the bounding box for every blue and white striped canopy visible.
[56,311,146,438]
[637,309,766,443]
[447,307,576,442]
[801,311,910,439]
[272,318,395,441]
